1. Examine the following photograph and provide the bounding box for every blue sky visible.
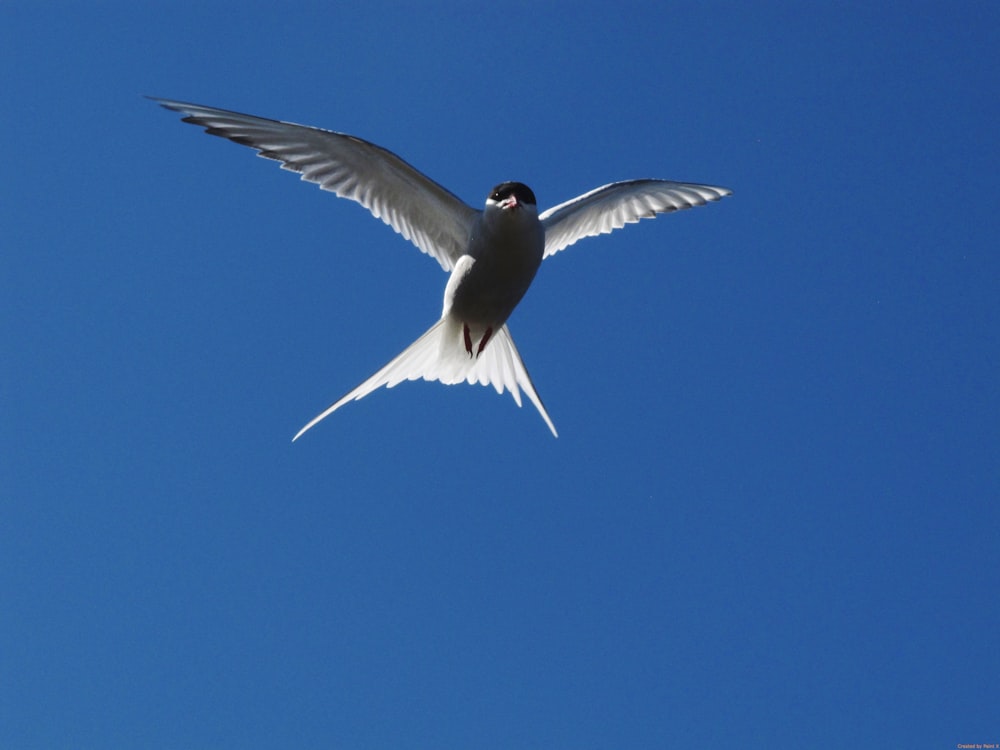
[3,2,998,747]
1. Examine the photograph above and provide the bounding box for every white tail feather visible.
[292,318,557,441]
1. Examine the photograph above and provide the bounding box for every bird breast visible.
[447,216,544,326]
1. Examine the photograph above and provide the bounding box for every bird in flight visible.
[151,98,731,439]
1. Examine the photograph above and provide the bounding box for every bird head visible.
[486,182,537,214]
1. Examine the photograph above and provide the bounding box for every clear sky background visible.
[3,2,998,748]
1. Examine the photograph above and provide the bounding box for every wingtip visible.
[700,183,733,201]
[145,95,194,115]
[145,95,184,115]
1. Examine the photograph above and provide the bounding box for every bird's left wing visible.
[150,97,478,271]
[539,179,731,259]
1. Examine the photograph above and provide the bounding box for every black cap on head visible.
[489,181,536,206]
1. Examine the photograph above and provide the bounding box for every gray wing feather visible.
[151,97,477,271]
[540,179,731,259]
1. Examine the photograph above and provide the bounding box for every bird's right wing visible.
[540,179,731,259]
[150,97,478,271]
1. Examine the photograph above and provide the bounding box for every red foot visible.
[476,326,494,358]
[464,324,494,358]
[463,324,474,356]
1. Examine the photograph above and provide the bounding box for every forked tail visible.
[292,318,557,441]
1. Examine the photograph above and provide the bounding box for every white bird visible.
[151,98,731,439]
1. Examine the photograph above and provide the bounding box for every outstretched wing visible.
[150,97,478,271]
[293,318,556,441]
[540,179,731,259]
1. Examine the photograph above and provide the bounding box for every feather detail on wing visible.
[540,179,731,259]
[150,97,477,271]
[292,319,557,441]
